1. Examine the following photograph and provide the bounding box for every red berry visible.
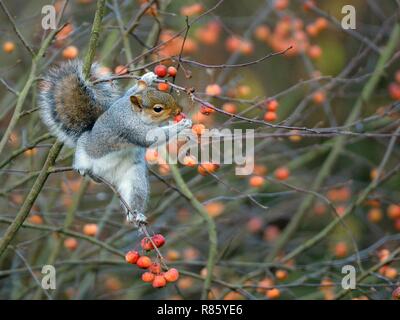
[141,237,154,251]
[389,82,400,100]
[266,99,279,112]
[157,82,170,91]
[137,256,152,269]
[152,234,166,248]
[167,66,177,77]
[142,272,155,283]
[164,268,180,282]
[152,275,167,288]
[154,64,167,77]
[125,250,140,264]
[149,262,162,274]
[174,112,187,123]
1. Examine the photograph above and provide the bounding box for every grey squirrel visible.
[38,60,192,225]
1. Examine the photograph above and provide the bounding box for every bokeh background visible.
[0,0,399,300]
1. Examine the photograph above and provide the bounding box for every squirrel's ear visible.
[137,80,148,92]
[130,95,143,112]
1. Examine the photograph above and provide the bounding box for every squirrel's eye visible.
[153,104,164,113]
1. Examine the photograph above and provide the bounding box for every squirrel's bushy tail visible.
[38,60,120,146]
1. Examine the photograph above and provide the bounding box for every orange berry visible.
[28,214,43,225]
[334,242,348,258]
[274,0,289,10]
[274,166,290,180]
[24,148,37,157]
[141,237,154,251]
[239,40,254,55]
[263,225,280,242]
[198,162,219,176]
[237,85,251,97]
[149,262,162,274]
[166,249,181,261]
[152,275,167,288]
[303,0,315,11]
[315,17,328,31]
[253,164,268,175]
[157,82,169,92]
[249,175,265,188]
[205,84,222,96]
[125,250,140,264]
[306,24,319,37]
[312,90,326,104]
[222,102,237,114]
[154,64,167,77]
[308,45,322,59]
[224,291,244,300]
[266,288,281,299]
[180,3,204,17]
[192,123,206,136]
[266,99,279,112]
[289,130,302,142]
[246,216,263,233]
[3,41,15,53]
[167,66,177,77]
[367,208,383,223]
[164,268,180,282]
[254,25,270,41]
[264,111,277,122]
[83,223,98,236]
[389,82,400,100]
[378,249,390,262]
[205,201,225,217]
[384,267,398,279]
[62,45,79,59]
[137,256,152,269]
[174,112,187,123]
[225,35,242,52]
[114,65,128,75]
[141,272,155,282]
[64,237,78,251]
[394,218,400,231]
[257,277,274,293]
[392,287,400,300]
[275,269,288,281]
[387,204,400,219]
[200,105,215,114]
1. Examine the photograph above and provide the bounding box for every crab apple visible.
[246,216,263,233]
[275,269,288,281]
[174,112,187,123]
[166,249,181,261]
[274,0,289,10]
[393,287,400,300]
[149,262,162,274]
[192,123,206,136]
[266,99,279,112]
[308,45,322,60]
[83,223,98,236]
[266,288,281,299]
[125,250,140,264]
[198,162,219,176]
[306,24,319,37]
[152,275,167,288]
[378,249,390,262]
[264,111,277,122]
[389,82,400,100]
[313,90,326,104]
[387,204,400,219]
[200,105,215,114]
[222,102,237,114]
[28,214,43,225]
[157,82,169,92]
[254,24,270,41]
[249,175,265,188]
[154,64,168,77]
[384,267,398,279]
[62,45,79,59]
[152,234,166,248]
[3,41,15,53]
[64,237,78,251]
[167,66,177,77]
[180,3,204,17]
[164,268,180,282]
[205,201,225,218]
[334,242,348,258]
[367,208,383,223]
[315,17,328,31]
[205,84,222,96]
[141,237,154,251]
[137,256,152,269]
[303,0,315,11]
[274,166,290,180]
[141,272,155,283]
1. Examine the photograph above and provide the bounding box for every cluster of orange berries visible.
[125,234,180,288]
[377,249,399,280]
[248,164,290,189]
[264,99,279,122]
[154,64,178,92]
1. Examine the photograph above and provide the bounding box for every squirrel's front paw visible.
[141,72,157,85]
[126,210,147,227]
[178,118,192,129]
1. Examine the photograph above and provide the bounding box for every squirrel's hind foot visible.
[126,210,147,228]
